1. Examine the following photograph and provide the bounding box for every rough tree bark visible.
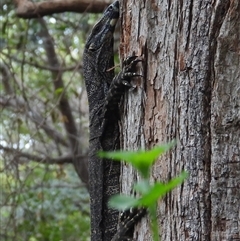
[120,0,239,241]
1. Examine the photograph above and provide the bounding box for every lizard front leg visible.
[102,56,147,241]
[104,55,143,120]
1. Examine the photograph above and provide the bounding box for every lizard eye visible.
[93,23,102,33]
[94,26,100,32]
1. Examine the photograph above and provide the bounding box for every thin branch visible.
[0,62,14,94]
[1,52,82,72]
[13,0,112,19]
[0,144,87,164]
[0,95,69,147]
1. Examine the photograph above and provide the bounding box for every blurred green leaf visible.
[138,171,188,206]
[133,180,150,194]
[109,195,139,211]
[55,87,64,95]
[99,141,176,178]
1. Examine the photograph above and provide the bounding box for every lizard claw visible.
[123,55,143,66]
[121,56,143,86]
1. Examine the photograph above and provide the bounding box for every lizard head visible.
[85,1,119,53]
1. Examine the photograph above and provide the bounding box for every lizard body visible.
[83,2,120,240]
[83,1,145,240]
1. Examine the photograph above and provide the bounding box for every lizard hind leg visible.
[111,208,147,241]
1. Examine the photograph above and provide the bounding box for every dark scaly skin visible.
[83,2,120,241]
[83,2,145,240]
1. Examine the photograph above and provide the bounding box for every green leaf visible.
[99,141,176,178]
[54,87,63,96]
[133,180,151,194]
[138,171,188,206]
[108,195,139,211]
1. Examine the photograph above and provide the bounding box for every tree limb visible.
[37,18,89,185]
[1,52,82,72]
[13,0,112,19]
[38,18,79,153]
[0,144,87,164]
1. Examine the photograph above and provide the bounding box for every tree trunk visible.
[120,0,240,240]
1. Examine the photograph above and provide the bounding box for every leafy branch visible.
[100,141,188,241]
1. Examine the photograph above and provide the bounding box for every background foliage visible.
[0,163,89,241]
[0,1,106,240]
